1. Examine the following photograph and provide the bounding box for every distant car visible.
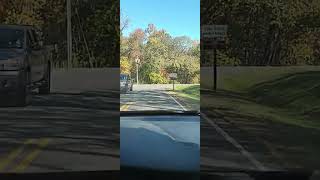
[120,74,133,93]
[0,25,51,106]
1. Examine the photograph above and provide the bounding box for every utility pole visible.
[173,79,175,91]
[67,0,72,69]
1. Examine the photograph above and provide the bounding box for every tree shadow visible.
[0,90,120,171]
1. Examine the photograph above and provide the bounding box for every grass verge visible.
[202,69,320,170]
[168,84,200,111]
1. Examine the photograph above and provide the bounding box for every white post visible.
[136,63,139,85]
[135,58,140,85]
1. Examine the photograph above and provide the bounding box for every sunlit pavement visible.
[0,70,120,173]
[120,89,185,112]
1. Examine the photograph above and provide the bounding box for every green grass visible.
[208,68,320,128]
[169,84,200,111]
[203,89,320,130]
[216,66,320,92]
[250,71,320,118]
[175,84,200,100]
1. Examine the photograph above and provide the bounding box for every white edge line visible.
[201,112,268,171]
[167,93,187,111]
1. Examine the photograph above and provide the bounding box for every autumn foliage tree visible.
[121,24,200,84]
[201,0,320,66]
[0,0,119,68]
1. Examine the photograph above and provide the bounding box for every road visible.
[201,90,319,180]
[0,69,119,173]
[200,89,283,172]
[120,88,186,111]
[201,112,267,171]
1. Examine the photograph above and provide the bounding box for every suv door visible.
[27,29,44,82]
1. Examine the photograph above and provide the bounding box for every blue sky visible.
[121,0,200,40]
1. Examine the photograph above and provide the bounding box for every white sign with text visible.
[202,25,228,41]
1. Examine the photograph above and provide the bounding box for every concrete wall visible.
[133,84,199,91]
[52,68,120,93]
[201,66,320,90]
[51,67,320,92]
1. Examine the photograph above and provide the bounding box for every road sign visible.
[169,73,177,80]
[135,58,140,64]
[201,25,228,91]
[169,73,178,91]
[201,25,228,42]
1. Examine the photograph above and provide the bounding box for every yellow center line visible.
[120,102,133,111]
[0,139,34,172]
[12,138,51,173]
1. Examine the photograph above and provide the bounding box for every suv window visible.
[120,74,128,80]
[0,29,24,49]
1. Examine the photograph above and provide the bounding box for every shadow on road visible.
[0,90,120,171]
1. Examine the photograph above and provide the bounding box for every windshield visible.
[0,29,24,49]
[120,74,128,80]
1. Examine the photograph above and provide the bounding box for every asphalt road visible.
[120,89,186,111]
[201,90,280,172]
[0,69,120,173]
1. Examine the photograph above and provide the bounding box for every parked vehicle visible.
[120,74,133,93]
[0,25,51,106]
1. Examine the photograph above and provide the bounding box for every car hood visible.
[0,49,24,60]
[120,115,200,172]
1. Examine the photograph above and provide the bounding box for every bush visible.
[149,72,168,84]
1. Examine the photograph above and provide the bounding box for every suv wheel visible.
[39,63,51,95]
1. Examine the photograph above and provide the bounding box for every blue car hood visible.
[120,115,200,172]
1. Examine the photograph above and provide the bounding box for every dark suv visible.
[0,25,51,106]
[120,74,133,93]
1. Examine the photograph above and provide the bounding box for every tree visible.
[1,0,119,68]
[121,24,200,84]
[201,0,320,66]
[120,56,131,74]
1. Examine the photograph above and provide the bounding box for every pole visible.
[136,63,139,85]
[67,0,72,69]
[173,79,175,91]
[213,45,217,91]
